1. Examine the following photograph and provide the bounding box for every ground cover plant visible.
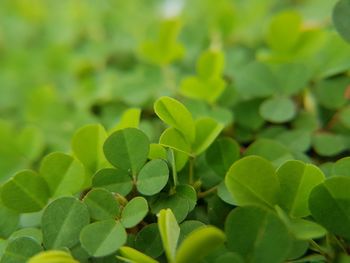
[1,0,350,262]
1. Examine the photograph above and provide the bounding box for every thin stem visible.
[197,186,217,198]
[170,149,178,188]
[309,240,331,262]
[188,157,194,185]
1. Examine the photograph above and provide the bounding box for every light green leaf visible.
[103,128,150,175]
[159,128,192,156]
[1,170,50,213]
[148,144,167,160]
[118,246,159,263]
[259,97,296,123]
[333,0,350,43]
[92,168,133,196]
[137,159,169,196]
[28,250,78,263]
[42,197,89,249]
[83,188,120,221]
[332,157,350,177]
[225,206,292,263]
[154,97,195,143]
[71,124,107,174]
[121,197,148,228]
[309,176,350,239]
[192,117,224,155]
[110,108,141,133]
[157,209,180,263]
[277,160,325,217]
[175,226,225,263]
[40,152,85,197]
[312,133,347,157]
[80,219,127,257]
[225,156,280,208]
[1,237,42,263]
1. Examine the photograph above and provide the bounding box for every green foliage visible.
[0,1,350,262]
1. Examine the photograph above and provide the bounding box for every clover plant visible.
[0,0,350,263]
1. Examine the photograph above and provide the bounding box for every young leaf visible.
[1,170,50,213]
[136,159,169,196]
[309,176,350,239]
[42,197,89,249]
[118,246,159,263]
[192,117,224,155]
[175,226,225,263]
[92,168,133,196]
[225,156,280,208]
[83,188,120,221]
[332,157,350,177]
[333,0,350,43]
[40,152,85,197]
[80,219,127,257]
[28,250,78,263]
[110,108,141,133]
[154,97,195,143]
[225,206,292,263]
[159,128,192,156]
[121,197,148,228]
[157,209,180,263]
[9,228,43,244]
[71,124,107,174]
[1,237,42,263]
[103,128,150,175]
[277,160,325,217]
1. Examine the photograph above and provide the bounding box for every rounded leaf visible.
[225,206,292,263]
[137,159,169,196]
[103,128,150,175]
[80,219,127,257]
[93,168,133,196]
[42,197,89,249]
[1,170,50,213]
[118,246,158,263]
[333,0,350,43]
[28,250,78,263]
[259,97,296,123]
[121,197,148,228]
[83,188,120,221]
[40,152,85,197]
[1,237,42,263]
[135,223,163,258]
[225,156,280,208]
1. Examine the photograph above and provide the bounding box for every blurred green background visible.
[1,0,350,182]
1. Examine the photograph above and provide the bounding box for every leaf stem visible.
[169,149,178,188]
[197,186,217,198]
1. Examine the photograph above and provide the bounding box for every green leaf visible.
[0,203,19,238]
[83,188,120,221]
[192,117,224,155]
[157,209,180,263]
[259,97,296,123]
[92,168,133,196]
[266,11,301,52]
[28,250,79,263]
[80,219,127,257]
[42,197,89,249]
[197,49,225,79]
[225,206,292,263]
[151,194,189,223]
[1,170,50,213]
[178,221,205,244]
[1,237,42,263]
[206,137,240,177]
[148,144,167,160]
[225,156,280,208]
[71,124,107,174]
[121,197,148,228]
[9,228,42,244]
[110,108,141,133]
[118,246,159,263]
[312,133,347,157]
[136,159,169,196]
[215,252,245,263]
[154,97,195,143]
[332,157,350,177]
[277,160,325,217]
[103,128,150,175]
[40,152,85,197]
[333,0,350,43]
[135,223,163,258]
[16,126,44,162]
[175,226,225,263]
[160,128,192,155]
[244,138,294,167]
[309,176,350,239]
